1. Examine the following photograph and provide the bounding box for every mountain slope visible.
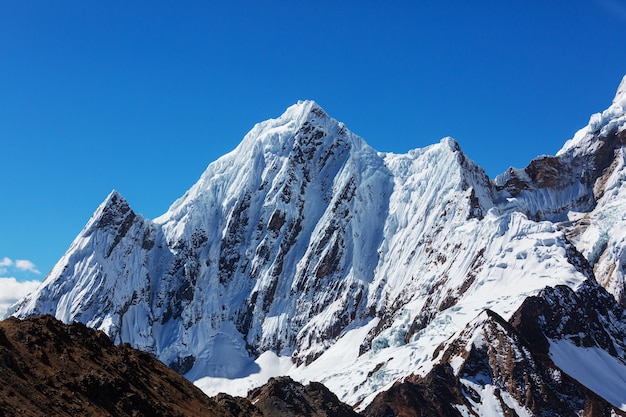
[11,76,626,410]
[363,279,626,416]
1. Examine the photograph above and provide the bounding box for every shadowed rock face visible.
[511,280,626,356]
[362,364,468,417]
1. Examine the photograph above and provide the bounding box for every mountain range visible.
[9,75,626,415]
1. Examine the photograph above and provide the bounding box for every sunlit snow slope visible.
[12,76,626,411]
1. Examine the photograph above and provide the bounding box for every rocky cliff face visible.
[10,76,626,413]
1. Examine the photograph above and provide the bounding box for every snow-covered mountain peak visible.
[102,188,125,204]
[232,99,349,155]
[440,135,460,151]
[156,100,374,232]
[282,99,326,122]
[492,76,626,225]
[77,189,142,248]
[12,92,626,413]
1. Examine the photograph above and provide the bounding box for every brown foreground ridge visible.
[0,314,237,417]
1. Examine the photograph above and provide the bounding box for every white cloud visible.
[0,257,42,275]
[0,277,40,318]
[14,259,41,274]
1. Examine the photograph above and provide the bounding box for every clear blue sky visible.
[1,1,626,283]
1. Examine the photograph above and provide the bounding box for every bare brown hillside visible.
[0,315,246,417]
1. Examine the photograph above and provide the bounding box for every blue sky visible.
[1,1,626,286]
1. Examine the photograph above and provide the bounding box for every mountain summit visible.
[12,78,626,414]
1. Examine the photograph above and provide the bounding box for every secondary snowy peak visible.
[493,77,626,230]
[11,189,160,328]
[496,77,625,200]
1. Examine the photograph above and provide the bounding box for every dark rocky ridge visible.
[0,315,234,416]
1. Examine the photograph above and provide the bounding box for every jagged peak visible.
[98,189,132,215]
[86,189,136,233]
[240,100,349,151]
[156,101,366,224]
[287,99,327,119]
[244,100,328,138]
[102,189,127,206]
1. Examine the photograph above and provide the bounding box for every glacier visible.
[11,76,626,412]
